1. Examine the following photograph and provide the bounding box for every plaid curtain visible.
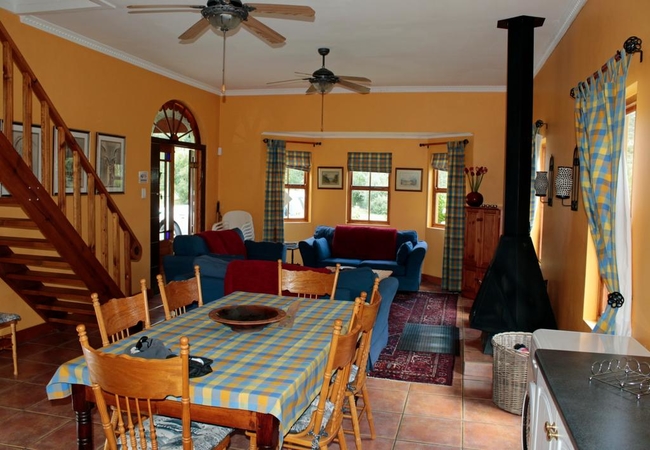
[286,151,311,172]
[263,139,286,242]
[574,50,631,335]
[347,152,392,173]
[441,141,465,292]
[430,153,448,171]
[529,123,543,231]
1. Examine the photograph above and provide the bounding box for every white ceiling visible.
[1,0,586,95]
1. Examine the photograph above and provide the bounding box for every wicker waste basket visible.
[491,332,532,415]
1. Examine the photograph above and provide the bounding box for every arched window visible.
[152,100,201,144]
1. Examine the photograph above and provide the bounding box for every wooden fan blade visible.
[337,79,371,94]
[338,75,372,84]
[242,16,285,44]
[267,78,308,85]
[306,85,318,94]
[179,18,210,40]
[127,4,204,9]
[247,4,315,18]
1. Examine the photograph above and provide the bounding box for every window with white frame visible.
[430,153,448,227]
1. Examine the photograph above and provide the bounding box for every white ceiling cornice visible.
[261,131,473,140]
[2,0,113,14]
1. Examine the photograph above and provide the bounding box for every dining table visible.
[46,291,354,450]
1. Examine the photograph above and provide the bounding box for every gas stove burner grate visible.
[589,357,650,400]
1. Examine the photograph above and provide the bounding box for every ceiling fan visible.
[269,48,372,94]
[127,0,315,93]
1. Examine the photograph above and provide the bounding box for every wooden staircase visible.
[0,22,142,328]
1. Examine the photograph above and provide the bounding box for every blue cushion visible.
[395,230,418,248]
[396,241,413,265]
[334,267,377,301]
[173,235,210,256]
[314,225,335,245]
[193,255,231,278]
[314,237,331,260]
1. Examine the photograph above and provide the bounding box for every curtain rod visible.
[262,138,322,147]
[419,138,469,148]
[570,36,643,98]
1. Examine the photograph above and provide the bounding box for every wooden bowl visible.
[209,304,286,332]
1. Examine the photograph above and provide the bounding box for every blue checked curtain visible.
[529,123,543,231]
[263,139,286,242]
[286,151,311,172]
[574,50,632,335]
[347,152,392,173]
[441,141,466,292]
[430,153,448,171]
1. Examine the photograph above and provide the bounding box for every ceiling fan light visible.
[209,13,242,32]
[311,80,334,94]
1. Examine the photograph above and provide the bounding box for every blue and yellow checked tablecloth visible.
[46,292,353,437]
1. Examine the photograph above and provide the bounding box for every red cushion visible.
[331,226,397,260]
[198,230,246,257]
[224,260,330,296]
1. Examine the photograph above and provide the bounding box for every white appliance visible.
[523,329,650,449]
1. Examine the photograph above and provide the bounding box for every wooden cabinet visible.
[461,206,500,299]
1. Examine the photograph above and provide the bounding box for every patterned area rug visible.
[369,291,458,385]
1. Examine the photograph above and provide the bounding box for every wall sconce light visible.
[535,155,554,206]
[555,147,580,211]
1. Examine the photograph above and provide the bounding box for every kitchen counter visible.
[537,349,650,449]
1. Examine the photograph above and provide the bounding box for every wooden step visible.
[0,217,37,229]
[22,285,91,301]
[34,299,95,315]
[0,254,70,269]
[5,270,86,287]
[0,236,54,250]
[46,313,99,327]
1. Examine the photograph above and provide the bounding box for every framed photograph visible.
[317,166,343,189]
[53,128,90,194]
[395,168,423,192]
[1,123,42,196]
[96,133,125,193]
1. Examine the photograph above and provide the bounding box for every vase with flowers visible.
[464,166,488,207]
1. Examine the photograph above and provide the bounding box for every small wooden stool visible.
[0,313,20,376]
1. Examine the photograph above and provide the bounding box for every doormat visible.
[370,291,458,386]
[396,324,460,355]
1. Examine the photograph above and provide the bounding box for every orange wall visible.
[0,10,221,329]
[533,0,650,347]
[217,92,506,276]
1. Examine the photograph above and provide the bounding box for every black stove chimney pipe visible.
[469,15,557,351]
[499,16,545,236]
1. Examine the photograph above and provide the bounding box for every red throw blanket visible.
[198,230,247,257]
[224,260,330,296]
[332,225,397,260]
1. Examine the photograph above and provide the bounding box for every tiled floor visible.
[0,283,523,449]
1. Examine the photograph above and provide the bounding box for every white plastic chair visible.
[223,210,255,241]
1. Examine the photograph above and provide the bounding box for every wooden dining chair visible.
[278,260,341,299]
[247,318,361,450]
[344,279,382,449]
[76,324,232,450]
[157,264,203,320]
[91,279,151,347]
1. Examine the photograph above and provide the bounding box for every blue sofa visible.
[299,225,427,291]
[162,228,286,302]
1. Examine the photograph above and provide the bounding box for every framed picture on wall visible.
[317,167,343,189]
[395,168,423,192]
[96,133,125,193]
[0,122,42,196]
[53,128,90,194]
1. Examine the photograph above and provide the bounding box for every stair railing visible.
[0,20,142,296]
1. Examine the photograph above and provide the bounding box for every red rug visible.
[369,291,458,385]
